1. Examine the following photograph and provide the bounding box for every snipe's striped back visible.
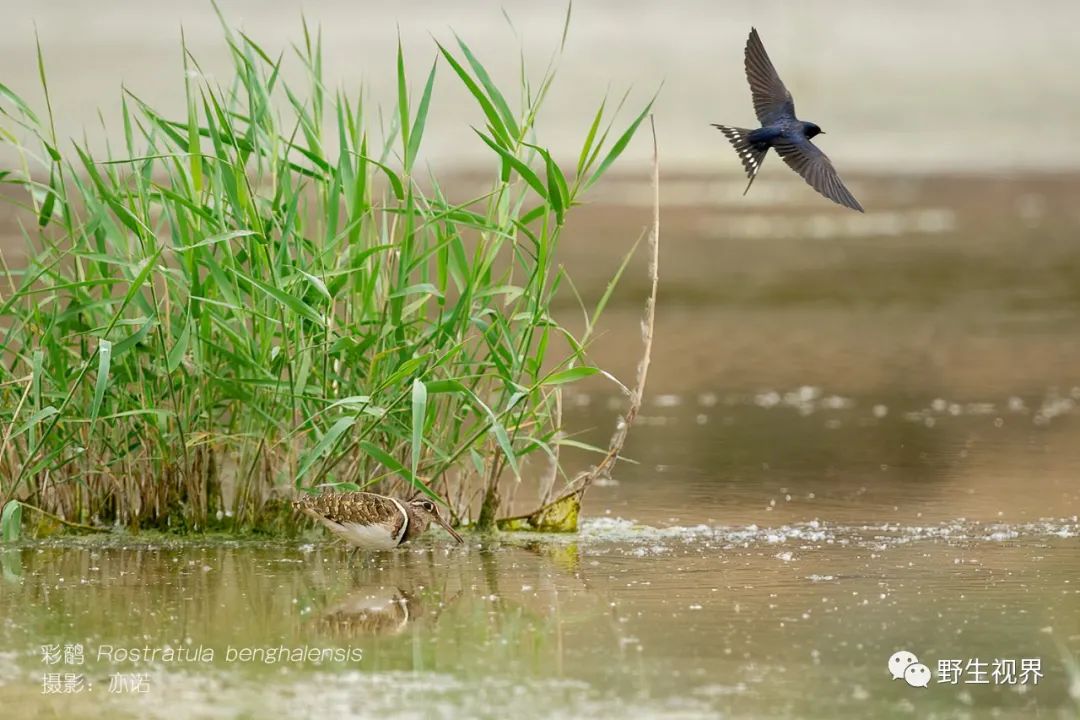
[293,491,463,550]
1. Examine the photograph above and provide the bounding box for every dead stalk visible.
[500,113,660,524]
[577,113,660,490]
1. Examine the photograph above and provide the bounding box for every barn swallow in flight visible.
[713,28,863,212]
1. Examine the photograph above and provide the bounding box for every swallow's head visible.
[803,122,825,139]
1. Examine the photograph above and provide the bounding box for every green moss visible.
[496,491,582,533]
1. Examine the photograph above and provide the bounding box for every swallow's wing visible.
[745,28,796,125]
[773,137,864,212]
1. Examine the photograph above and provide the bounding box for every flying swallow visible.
[713,28,863,212]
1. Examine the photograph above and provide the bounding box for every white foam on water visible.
[573,517,1080,555]
[101,668,721,720]
[624,386,1080,426]
[0,650,20,684]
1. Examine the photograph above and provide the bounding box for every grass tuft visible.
[0,12,652,534]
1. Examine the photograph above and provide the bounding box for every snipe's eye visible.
[423,501,435,512]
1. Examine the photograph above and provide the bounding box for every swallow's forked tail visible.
[712,124,768,195]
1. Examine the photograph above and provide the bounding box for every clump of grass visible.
[0,10,653,535]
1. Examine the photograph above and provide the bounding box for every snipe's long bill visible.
[293,491,464,550]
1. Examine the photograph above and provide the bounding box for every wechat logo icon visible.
[889,650,930,688]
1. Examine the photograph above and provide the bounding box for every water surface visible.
[3,173,1080,718]
[2,385,1079,718]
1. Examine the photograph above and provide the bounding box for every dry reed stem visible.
[501,113,660,523]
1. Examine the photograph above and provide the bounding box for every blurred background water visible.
[1,0,1079,172]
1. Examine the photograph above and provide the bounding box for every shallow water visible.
[2,388,1079,719]
[0,524,1077,718]
[4,167,1080,718]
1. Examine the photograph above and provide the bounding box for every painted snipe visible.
[293,491,463,550]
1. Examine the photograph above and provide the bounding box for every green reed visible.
[0,11,652,534]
